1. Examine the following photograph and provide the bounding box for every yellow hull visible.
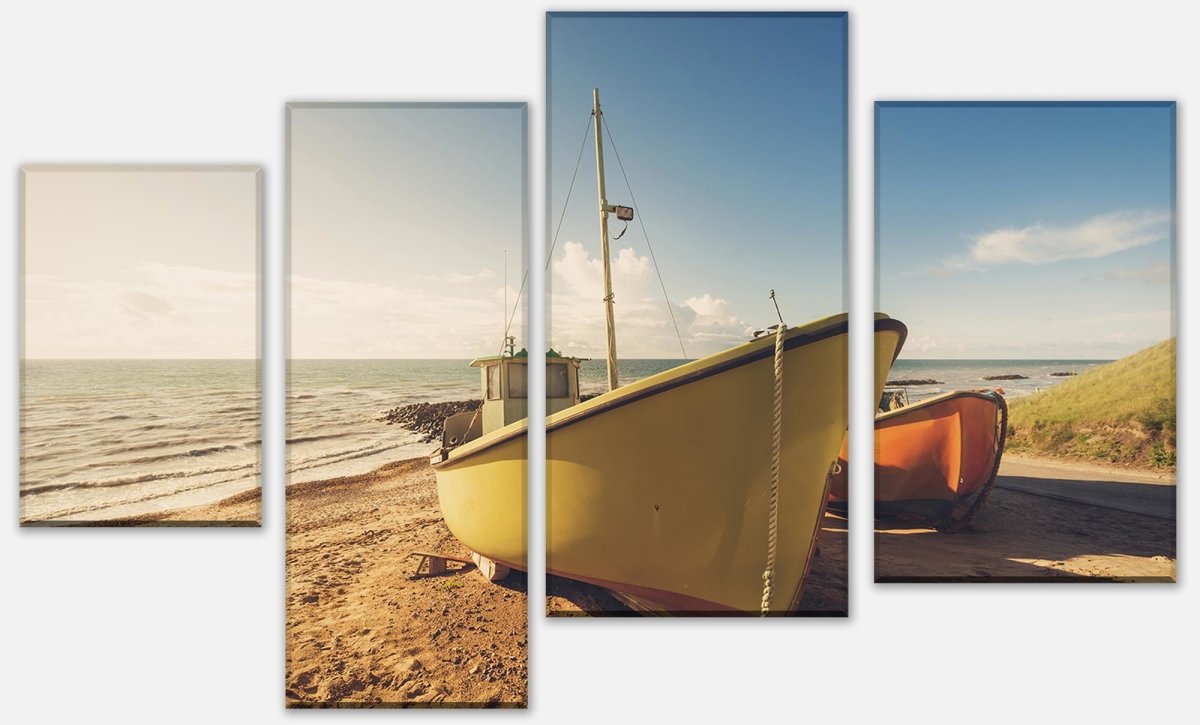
[435,313,907,614]
[434,422,529,571]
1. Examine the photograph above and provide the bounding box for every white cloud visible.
[1104,261,1170,286]
[946,210,1169,270]
[119,290,180,320]
[418,267,497,285]
[291,273,521,358]
[550,241,753,358]
[25,263,256,358]
[901,334,947,355]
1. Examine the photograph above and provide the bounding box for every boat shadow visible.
[545,575,637,617]
[874,474,1176,583]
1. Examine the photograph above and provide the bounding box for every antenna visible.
[504,250,508,355]
[769,289,785,326]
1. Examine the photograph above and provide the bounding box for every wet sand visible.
[876,454,1176,582]
[108,488,261,526]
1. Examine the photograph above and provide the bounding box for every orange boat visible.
[828,389,1008,532]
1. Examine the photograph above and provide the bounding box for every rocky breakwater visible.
[380,400,480,443]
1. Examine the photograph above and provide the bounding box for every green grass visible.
[1006,338,1176,469]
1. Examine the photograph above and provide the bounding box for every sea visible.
[290,357,1110,487]
[21,357,1110,521]
[287,360,480,485]
[287,358,686,485]
[887,359,1111,403]
[20,360,260,523]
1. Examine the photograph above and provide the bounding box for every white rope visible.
[761,323,786,615]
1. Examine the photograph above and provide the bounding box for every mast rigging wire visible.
[602,115,689,361]
[484,113,593,367]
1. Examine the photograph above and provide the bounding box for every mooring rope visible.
[761,322,786,615]
[937,390,1009,533]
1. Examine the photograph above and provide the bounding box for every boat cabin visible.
[546,349,582,416]
[473,351,530,434]
[436,349,583,459]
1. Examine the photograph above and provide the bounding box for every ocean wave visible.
[21,447,85,464]
[289,442,389,468]
[286,432,356,445]
[21,470,260,522]
[20,460,259,498]
[86,444,244,467]
[99,435,222,456]
[287,442,417,475]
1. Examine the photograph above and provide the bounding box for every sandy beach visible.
[164,458,527,707]
[876,453,1176,582]
[284,459,527,707]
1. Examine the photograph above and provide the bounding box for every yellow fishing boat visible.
[545,313,905,613]
[432,314,907,612]
[432,88,908,613]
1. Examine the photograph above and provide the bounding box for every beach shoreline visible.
[25,483,262,527]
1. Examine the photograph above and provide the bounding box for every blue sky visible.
[289,104,525,358]
[548,12,846,358]
[877,103,1174,360]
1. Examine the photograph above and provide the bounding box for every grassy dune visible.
[1006,338,1176,469]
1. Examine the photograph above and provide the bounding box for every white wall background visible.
[1,1,1193,722]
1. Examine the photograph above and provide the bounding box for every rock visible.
[983,374,1028,381]
[378,400,481,443]
[886,378,943,386]
[1050,371,1078,377]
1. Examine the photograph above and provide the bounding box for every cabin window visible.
[487,364,500,400]
[547,363,570,398]
[508,363,527,398]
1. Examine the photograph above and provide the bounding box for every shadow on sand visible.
[875,473,1176,583]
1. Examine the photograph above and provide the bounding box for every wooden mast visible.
[593,87,620,391]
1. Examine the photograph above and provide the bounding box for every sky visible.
[877,103,1175,360]
[289,104,525,359]
[23,167,258,359]
[547,12,847,359]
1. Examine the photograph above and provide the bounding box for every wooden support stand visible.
[407,550,511,582]
[470,552,511,582]
[407,550,474,578]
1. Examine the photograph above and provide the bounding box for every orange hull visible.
[829,390,1007,531]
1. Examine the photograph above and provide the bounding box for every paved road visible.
[997,455,1176,521]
